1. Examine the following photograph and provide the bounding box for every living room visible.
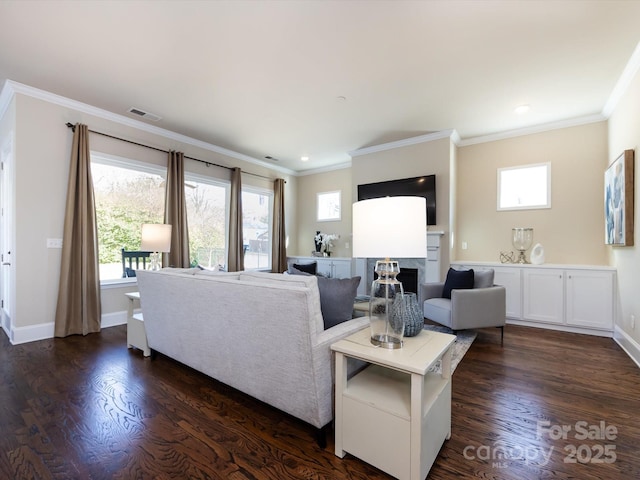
[1,1,640,478]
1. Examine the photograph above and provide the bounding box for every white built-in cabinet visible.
[287,256,352,279]
[451,262,615,336]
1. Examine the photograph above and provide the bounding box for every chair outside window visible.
[121,249,152,278]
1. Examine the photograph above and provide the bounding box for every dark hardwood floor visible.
[1,323,639,479]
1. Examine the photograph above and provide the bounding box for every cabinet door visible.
[566,270,614,330]
[523,268,564,324]
[315,259,333,277]
[330,260,352,279]
[493,267,522,320]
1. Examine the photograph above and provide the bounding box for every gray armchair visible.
[421,268,506,343]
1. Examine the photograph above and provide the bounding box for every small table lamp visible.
[352,196,427,348]
[141,224,172,270]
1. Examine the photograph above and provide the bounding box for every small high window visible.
[497,163,551,211]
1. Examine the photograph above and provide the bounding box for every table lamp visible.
[352,196,427,348]
[141,224,172,270]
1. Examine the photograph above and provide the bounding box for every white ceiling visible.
[1,0,640,173]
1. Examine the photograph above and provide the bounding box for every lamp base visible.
[149,252,162,271]
[371,333,403,349]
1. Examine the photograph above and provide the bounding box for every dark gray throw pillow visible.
[317,276,361,329]
[442,268,474,299]
[292,262,317,275]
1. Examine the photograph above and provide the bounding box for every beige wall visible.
[294,168,352,258]
[608,65,640,343]
[10,93,296,334]
[456,122,609,265]
[351,136,452,279]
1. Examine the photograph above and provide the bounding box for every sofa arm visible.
[421,282,445,302]
[450,286,506,329]
[315,316,370,347]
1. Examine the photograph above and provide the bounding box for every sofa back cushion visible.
[473,269,495,288]
[239,270,317,288]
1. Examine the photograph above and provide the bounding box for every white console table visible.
[287,256,352,278]
[332,328,456,480]
[451,262,616,337]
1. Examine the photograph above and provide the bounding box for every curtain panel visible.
[54,123,102,337]
[228,167,244,272]
[272,178,287,273]
[164,151,190,268]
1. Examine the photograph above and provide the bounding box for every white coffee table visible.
[332,327,456,480]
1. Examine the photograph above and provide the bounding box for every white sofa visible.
[135,268,369,441]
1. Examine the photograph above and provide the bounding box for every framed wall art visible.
[605,149,634,246]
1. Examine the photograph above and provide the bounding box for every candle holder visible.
[512,228,533,264]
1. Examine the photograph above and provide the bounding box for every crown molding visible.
[296,160,352,176]
[0,79,16,120]
[1,80,296,176]
[457,114,606,147]
[602,40,640,118]
[348,129,457,157]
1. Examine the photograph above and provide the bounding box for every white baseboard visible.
[9,310,128,345]
[506,319,613,338]
[613,325,640,369]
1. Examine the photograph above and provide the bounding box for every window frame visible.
[317,190,342,221]
[91,151,167,285]
[497,162,551,211]
[241,185,274,271]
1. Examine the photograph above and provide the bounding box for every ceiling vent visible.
[128,107,162,122]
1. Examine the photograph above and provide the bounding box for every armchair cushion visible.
[442,268,474,299]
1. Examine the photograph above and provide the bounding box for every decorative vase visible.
[315,231,322,253]
[391,292,424,337]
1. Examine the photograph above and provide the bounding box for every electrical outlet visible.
[46,238,63,248]
[462,241,468,250]
[345,242,350,249]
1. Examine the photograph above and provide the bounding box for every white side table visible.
[125,292,150,357]
[332,327,456,480]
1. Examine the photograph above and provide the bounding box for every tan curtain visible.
[164,151,190,268]
[54,124,101,337]
[271,178,287,273]
[228,167,244,271]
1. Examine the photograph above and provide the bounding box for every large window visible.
[91,155,165,281]
[92,153,273,280]
[242,188,272,270]
[184,175,228,269]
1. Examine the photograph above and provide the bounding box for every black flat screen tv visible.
[357,175,436,225]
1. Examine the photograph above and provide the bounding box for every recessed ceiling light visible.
[301,156,310,162]
[514,104,530,115]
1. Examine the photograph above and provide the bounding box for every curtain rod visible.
[65,122,278,182]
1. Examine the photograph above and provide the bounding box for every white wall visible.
[295,168,352,258]
[350,136,452,279]
[456,122,609,265]
[7,89,296,341]
[608,64,640,347]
